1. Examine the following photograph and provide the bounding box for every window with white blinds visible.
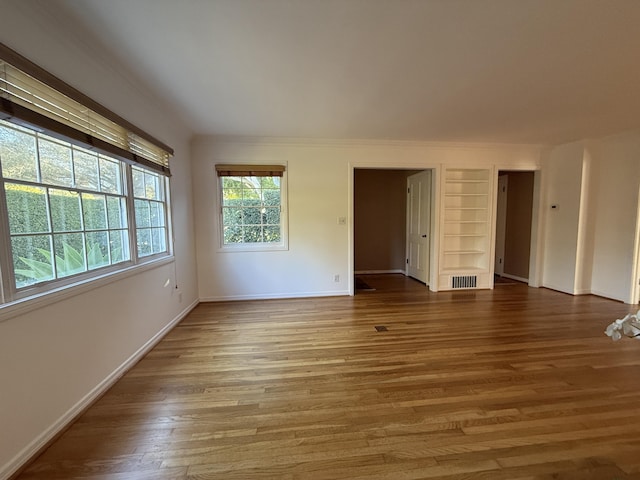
[0,42,172,175]
[0,42,173,310]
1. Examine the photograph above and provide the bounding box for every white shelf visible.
[444,220,485,224]
[444,179,489,184]
[439,168,492,289]
[443,250,484,255]
[444,193,488,197]
[445,207,487,210]
[441,266,486,273]
[444,234,485,237]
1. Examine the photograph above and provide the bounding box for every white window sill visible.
[217,243,289,253]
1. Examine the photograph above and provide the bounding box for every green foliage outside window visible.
[221,176,282,244]
[5,184,129,287]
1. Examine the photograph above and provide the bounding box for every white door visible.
[495,175,508,276]
[406,171,431,284]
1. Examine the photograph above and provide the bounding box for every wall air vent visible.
[452,275,477,289]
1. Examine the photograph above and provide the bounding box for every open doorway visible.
[495,171,535,284]
[353,168,429,292]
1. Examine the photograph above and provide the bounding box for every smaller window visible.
[216,164,287,250]
[132,166,169,257]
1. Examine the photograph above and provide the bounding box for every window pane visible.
[242,184,260,201]
[243,197,261,207]
[132,167,145,198]
[50,189,82,232]
[263,207,280,225]
[137,228,152,257]
[73,149,99,191]
[5,183,50,234]
[109,230,129,264]
[39,138,73,187]
[12,235,54,287]
[264,226,281,243]
[0,121,38,182]
[260,176,280,188]
[135,199,151,227]
[242,207,261,225]
[82,193,108,230]
[222,189,242,206]
[99,157,121,194]
[149,201,165,227]
[151,227,167,254]
[107,196,127,229]
[263,189,280,206]
[222,207,242,226]
[244,226,262,243]
[86,231,109,270]
[144,171,161,200]
[222,177,242,189]
[223,225,243,244]
[53,233,86,278]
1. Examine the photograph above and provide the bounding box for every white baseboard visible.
[500,273,529,283]
[541,285,626,303]
[354,269,405,275]
[200,290,350,302]
[573,288,592,295]
[590,289,625,303]
[1,298,199,480]
[541,283,574,295]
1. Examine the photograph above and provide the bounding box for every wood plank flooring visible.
[16,275,640,479]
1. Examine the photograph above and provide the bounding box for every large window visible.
[1,121,131,289]
[216,164,287,250]
[0,120,170,298]
[0,42,173,306]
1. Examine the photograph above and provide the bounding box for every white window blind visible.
[0,43,172,175]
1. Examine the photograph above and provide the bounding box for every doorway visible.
[494,171,535,284]
[353,168,431,290]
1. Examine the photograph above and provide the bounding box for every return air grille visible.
[452,275,477,289]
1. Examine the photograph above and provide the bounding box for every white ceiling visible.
[57,0,640,145]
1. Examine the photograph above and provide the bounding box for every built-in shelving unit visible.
[439,168,493,290]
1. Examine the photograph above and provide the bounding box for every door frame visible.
[494,174,508,276]
[349,165,439,296]
[492,168,542,288]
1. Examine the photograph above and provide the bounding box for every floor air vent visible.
[452,275,477,289]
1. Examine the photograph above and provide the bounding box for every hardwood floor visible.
[16,275,640,479]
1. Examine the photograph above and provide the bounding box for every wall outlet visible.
[334,274,340,282]
[178,291,183,303]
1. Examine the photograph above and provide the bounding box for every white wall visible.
[588,133,640,302]
[541,132,640,303]
[541,141,585,294]
[192,137,542,300]
[0,3,198,478]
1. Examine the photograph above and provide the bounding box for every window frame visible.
[0,120,173,306]
[217,166,288,253]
